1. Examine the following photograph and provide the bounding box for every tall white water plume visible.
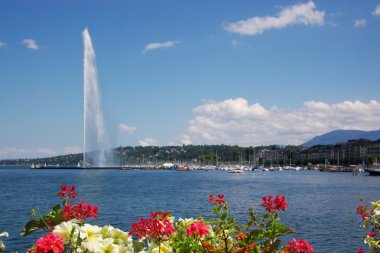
[82,28,110,167]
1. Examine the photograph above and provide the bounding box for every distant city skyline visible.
[1,1,380,159]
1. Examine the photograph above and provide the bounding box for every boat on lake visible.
[365,164,380,176]
[176,165,191,171]
[228,167,245,173]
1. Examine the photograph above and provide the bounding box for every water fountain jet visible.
[82,28,110,167]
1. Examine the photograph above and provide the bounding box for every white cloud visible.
[139,138,159,147]
[142,41,179,53]
[180,135,192,145]
[0,41,7,48]
[63,146,82,154]
[22,39,39,50]
[225,1,325,36]
[372,5,380,16]
[354,19,366,27]
[181,98,380,146]
[118,123,137,134]
[0,147,57,159]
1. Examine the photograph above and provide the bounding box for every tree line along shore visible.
[1,138,379,169]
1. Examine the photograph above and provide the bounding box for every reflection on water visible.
[0,167,378,252]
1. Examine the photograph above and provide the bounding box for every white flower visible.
[53,221,79,243]
[0,233,8,238]
[112,228,133,246]
[118,244,134,253]
[99,238,119,253]
[100,225,115,239]
[0,242,5,253]
[147,241,172,253]
[177,217,195,227]
[167,215,175,224]
[80,224,102,252]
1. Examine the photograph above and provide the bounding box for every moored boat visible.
[365,166,380,176]
[228,168,244,173]
[176,165,191,171]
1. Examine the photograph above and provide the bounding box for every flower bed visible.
[0,185,376,252]
[356,199,380,253]
[13,185,315,253]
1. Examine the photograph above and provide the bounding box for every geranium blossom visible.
[62,201,98,220]
[209,194,225,204]
[260,195,288,213]
[55,185,78,200]
[35,233,64,253]
[282,239,313,253]
[129,211,175,241]
[356,205,372,221]
[186,221,209,239]
[368,230,377,238]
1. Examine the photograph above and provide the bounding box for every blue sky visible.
[1,0,380,159]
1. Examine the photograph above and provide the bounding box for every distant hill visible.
[302,130,380,147]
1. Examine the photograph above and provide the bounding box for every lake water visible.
[0,166,379,252]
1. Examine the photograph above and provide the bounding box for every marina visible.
[29,162,377,176]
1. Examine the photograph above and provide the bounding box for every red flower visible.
[129,211,175,242]
[55,185,78,200]
[209,194,225,205]
[368,230,377,238]
[62,201,98,220]
[283,239,313,253]
[35,233,64,253]
[186,221,209,239]
[260,195,288,213]
[356,205,372,221]
[357,248,363,253]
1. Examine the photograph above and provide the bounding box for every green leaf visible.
[20,218,47,237]
[133,241,145,253]
[52,204,61,213]
[52,210,64,226]
[272,222,295,237]
[249,229,263,239]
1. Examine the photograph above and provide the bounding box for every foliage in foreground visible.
[1,185,378,252]
[357,198,380,253]
[17,185,314,253]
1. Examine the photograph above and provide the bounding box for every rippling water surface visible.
[0,166,379,252]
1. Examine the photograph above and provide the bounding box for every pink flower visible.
[186,221,209,239]
[283,239,313,253]
[35,233,64,253]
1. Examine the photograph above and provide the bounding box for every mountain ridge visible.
[302,130,380,147]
